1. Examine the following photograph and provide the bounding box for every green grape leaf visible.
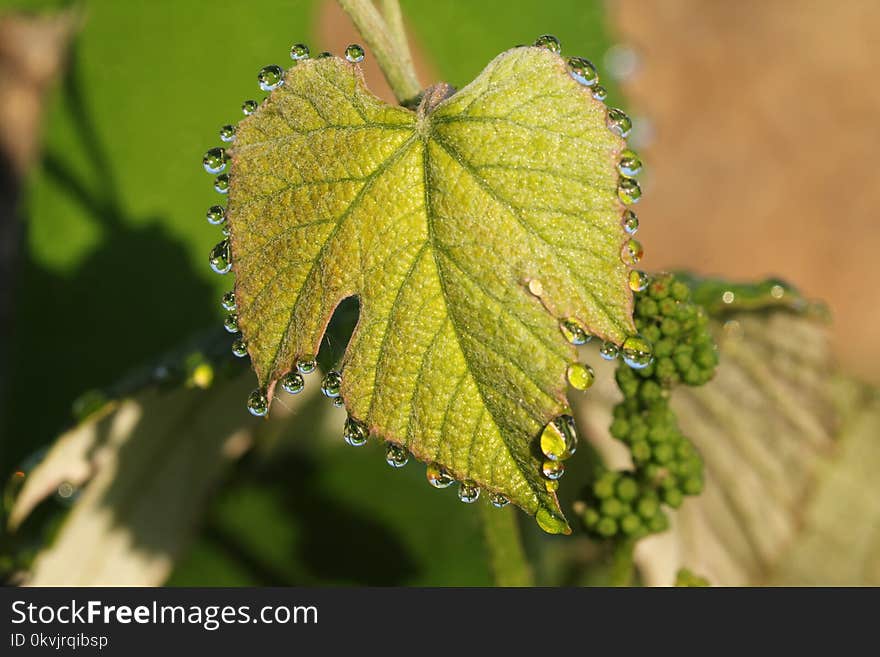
[226,47,635,532]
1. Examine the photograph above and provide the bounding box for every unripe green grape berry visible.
[661,318,681,336]
[682,476,703,496]
[629,420,648,443]
[600,497,625,518]
[596,517,618,537]
[653,443,674,464]
[670,281,690,301]
[616,477,639,501]
[648,512,669,533]
[639,380,663,403]
[637,297,659,318]
[631,440,651,464]
[659,298,677,317]
[593,475,616,500]
[621,514,642,535]
[610,418,630,440]
[648,278,670,300]
[637,496,659,519]
[662,488,684,508]
[582,507,601,528]
[654,338,674,358]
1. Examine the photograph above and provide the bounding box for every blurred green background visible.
[0,0,617,585]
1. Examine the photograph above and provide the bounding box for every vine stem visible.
[378,0,415,79]
[337,0,422,104]
[609,538,636,586]
[480,503,535,587]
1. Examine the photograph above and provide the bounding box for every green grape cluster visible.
[577,273,719,540]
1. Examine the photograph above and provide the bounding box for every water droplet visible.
[385,442,409,468]
[343,416,368,446]
[223,312,239,333]
[214,174,229,194]
[426,463,455,489]
[621,238,644,265]
[221,225,231,236]
[221,290,236,311]
[618,149,642,177]
[246,389,268,417]
[280,371,305,394]
[622,209,639,235]
[566,363,595,390]
[332,397,345,407]
[206,205,226,226]
[242,99,258,115]
[290,43,310,60]
[258,64,284,91]
[622,334,654,369]
[527,279,544,297]
[618,178,642,204]
[567,56,599,87]
[344,44,365,63]
[599,341,619,360]
[55,480,79,506]
[321,370,342,398]
[317,51,332,59]
[606,107,632,137]
[559,318,589,345]
[591,85,608,102]
[458,481,480,503]
[296,357,317,374]
[540,415,578,461]
[534,34,561,54]
[542,459,565,480]
[202,147,227,174]
[722,290,735,304]
[209,239,232,274]
[489,492,510,508]
[219,124,236,143]
[629,270,649,292]
[770,284,785,299]
[231,336,248,358]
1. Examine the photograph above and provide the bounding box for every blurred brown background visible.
[606,0,880,383]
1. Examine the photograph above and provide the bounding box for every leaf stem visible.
[480,503,534,587]
[608,538,636,586]
[378,0,415,76]
[337,0,422,104]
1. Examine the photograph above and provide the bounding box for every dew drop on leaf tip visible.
[242,99,258,115]
[296,356,317,374]
[221,290,236,311]
[246,389,269,417]
[343,416,368,446]
[257,64,285,91]
[223,312,239,333]
[606,107,633,138]
[534,34,562,54]
[617,177,642,205]
[621,334,654,369]
[621,238,644,266]
[540,415,578,462]
[458,481,480,503]
[202,147,227,174]
[622,209,639,235]
[219,124,236,143]
[206,205,226,226]
[591,85,608,102]
[426,463,455,489]
[489,492,509,508]
[214,174,229,194]
[280,371,305,395]
[542,459,565,481]
[344,44,365,63]
[559,318,589,345]
[629,269,649,292]
[209,239,232,275]
[231,337,248,358]
[290,43,310,60]
[618,149,642,178]
[599,341,619,361]
[385,443,409,468]
[566,362,595,390]
[321,370,342,398]
[567,56,599,87]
